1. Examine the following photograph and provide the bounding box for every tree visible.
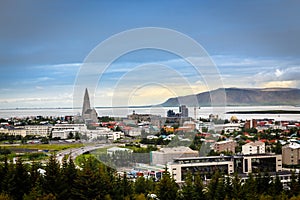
[193,173,205,200]
[6,158,31,200]
[71,157,107,200]
[43,154,62,198]
[59,155,77,200]
[272,175,283,197]
[243,173,258,200]
[181,172,195,200]
[67,132,74,139]
[289,171,300,197]
[134,176,148,195]
[156,168,178,200]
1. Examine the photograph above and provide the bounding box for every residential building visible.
[282,142,300,165]
[214,140,237,153]
[242,141,265,155]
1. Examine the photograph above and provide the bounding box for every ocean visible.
[0,106,300,121]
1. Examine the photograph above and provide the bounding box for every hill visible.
[160,88,300,107]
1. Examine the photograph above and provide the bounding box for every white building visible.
[151,146,199,165]
[242,141,265,155]
[0,127,26,137]
[168,156,234,182]
[51,124,122,140]
[51,124,88,139]
[24,125,52,137]
[107,147,133,155]
[85,127,122,141]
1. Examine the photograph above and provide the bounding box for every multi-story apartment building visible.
[214,140,237,153]
[242,141,265,155]
[282,142,300,165]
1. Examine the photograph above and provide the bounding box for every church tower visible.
[82,88,91,116]
[82,88,98,123]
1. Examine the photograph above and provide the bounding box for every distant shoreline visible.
[0,105,299,111]
[226,110,300,114]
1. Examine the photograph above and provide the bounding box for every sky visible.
[0,0,300,108]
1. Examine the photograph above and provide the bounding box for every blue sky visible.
[0,0,300,108]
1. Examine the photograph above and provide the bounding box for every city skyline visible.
[1,1,300,108]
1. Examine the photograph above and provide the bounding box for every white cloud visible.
[262,81,298,88]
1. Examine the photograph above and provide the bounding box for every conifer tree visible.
[181,171,195,200]
[156,168,178,200]
[134,176,148,195]
[194,173,206,200]
[6,158,31,200]
[59,155,77,200]
[43,153,62,198]
[71,157,102,200]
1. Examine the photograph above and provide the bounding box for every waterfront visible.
[1,106,300,121]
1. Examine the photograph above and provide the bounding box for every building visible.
[242,141,265,155]
[0,127,26,137]
[214,140,237,153]
[168,154,282,182]
[82,88,98,123]
[282,142,300,165]
[24,125,52,137]
[244,119,257,129]
[85,128,122,141]
[51,124,87,139]
[234,154,282,174]
[169,156,234,182]
[179,105,188,117]
[150,146,198,165]
[107,147,133,155]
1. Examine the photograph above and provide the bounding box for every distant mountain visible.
[160,88,300,107]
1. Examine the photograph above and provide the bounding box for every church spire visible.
[82,88,91,116]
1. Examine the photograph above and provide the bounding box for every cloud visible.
[253,66,300,88]
[262,81,297,88]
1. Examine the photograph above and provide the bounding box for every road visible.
[56,143,112,164]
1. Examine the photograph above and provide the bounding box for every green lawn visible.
[0,143,84,151]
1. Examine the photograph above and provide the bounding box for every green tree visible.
[194,173,205,200]
[59,155,77,200]
[134,176,148,195]
[71,157,105,200]
[43,154,62,198]
[206,170,222,200]
[156,168,178,200]
[243,173,258,200]
[7,158,31,200]
[289,172,300,197]
[181,172,195,200]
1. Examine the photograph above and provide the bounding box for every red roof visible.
[259,139,267,143]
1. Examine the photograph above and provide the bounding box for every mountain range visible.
[160,88,300,107]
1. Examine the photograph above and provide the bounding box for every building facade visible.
[151,146,199,165]
[168,154,282,182]
[282,142,300,165]
[242,141,265,155]
[214,140,237,153]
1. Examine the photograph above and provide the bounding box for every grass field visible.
[0,143,84,151]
